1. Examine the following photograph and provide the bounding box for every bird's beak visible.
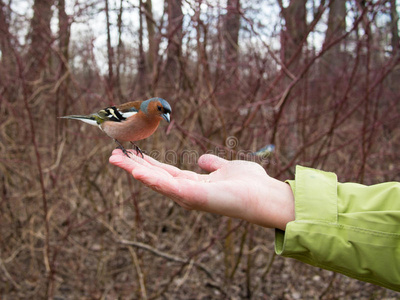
[162,112,170,123]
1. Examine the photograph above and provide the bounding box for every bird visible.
[252,144,275,158]
[60,97,171,158]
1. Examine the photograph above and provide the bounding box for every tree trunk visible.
[137,0,147,97]
[144,0,156,73]
[56,0,71,136]
[26,0,55,80]
[324,0,346,53]
[390,0,399,54]
[105,0,115,103]
[116,0,124,100]
[280,0,307,73]
[321,0,346,74]
[165,0,183,84]
[224,0,240,75]
[58,0,69,61]
[0,1,12,64]
[0,1,16,84]
[0,0,19,103]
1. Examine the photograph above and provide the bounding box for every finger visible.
[110,150,182,183]
[130,159,238,214]
[197,154,229,173]
[109,152,136,172]
[130,163,180,198]
[109,149,151,172]
[110,149,173,176]
[143,154,200,180]
[132,166,209,210]
[142,154,181,174]
[111,148,147,160]
[111,148,125,156]
[112,149,155,165]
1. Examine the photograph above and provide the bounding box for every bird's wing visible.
[97,103,138,122]
[117,101,141,113]
[111,101,142,120]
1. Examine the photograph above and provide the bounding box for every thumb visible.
[198,154,229,173]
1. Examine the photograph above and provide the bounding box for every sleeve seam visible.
[292,220,400,238]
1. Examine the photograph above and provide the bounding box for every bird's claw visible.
[114,140,144,159]
[116,144,132,158]
[130,142,144,158]
[114,140,134,158]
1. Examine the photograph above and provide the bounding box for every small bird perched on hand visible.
[61,97,171,158]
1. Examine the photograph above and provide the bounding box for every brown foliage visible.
[0,0,399,298]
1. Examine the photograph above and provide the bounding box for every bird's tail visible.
[59,115,99,126]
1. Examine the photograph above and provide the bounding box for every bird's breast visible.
[101,115,161,142]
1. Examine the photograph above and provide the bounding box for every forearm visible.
[275,165,400,291]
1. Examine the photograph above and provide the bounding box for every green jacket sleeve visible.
[275,165,400,292]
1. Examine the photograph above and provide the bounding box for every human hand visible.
[109,150,295,230]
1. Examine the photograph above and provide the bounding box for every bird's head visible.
[141,98,171,123]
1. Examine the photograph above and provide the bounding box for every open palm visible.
[109,150,294,230]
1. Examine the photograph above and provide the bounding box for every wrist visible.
[277,181,295,230]
[253,176,295,230]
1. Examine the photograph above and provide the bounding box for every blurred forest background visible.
[1,0,400,298]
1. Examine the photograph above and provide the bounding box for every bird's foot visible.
[130,142,144,158]
[114,140,132,158]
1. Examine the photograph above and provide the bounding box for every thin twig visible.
[119,239,215,281]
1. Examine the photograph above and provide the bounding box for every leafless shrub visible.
[0,0,399,298]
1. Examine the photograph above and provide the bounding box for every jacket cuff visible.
[274,165,400,291]
[275,165,338,255]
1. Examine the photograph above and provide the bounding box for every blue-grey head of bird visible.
[141,98,171,123]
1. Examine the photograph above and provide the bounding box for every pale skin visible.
[109,150,295,231]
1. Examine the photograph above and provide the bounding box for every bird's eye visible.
[157,106,162,111]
